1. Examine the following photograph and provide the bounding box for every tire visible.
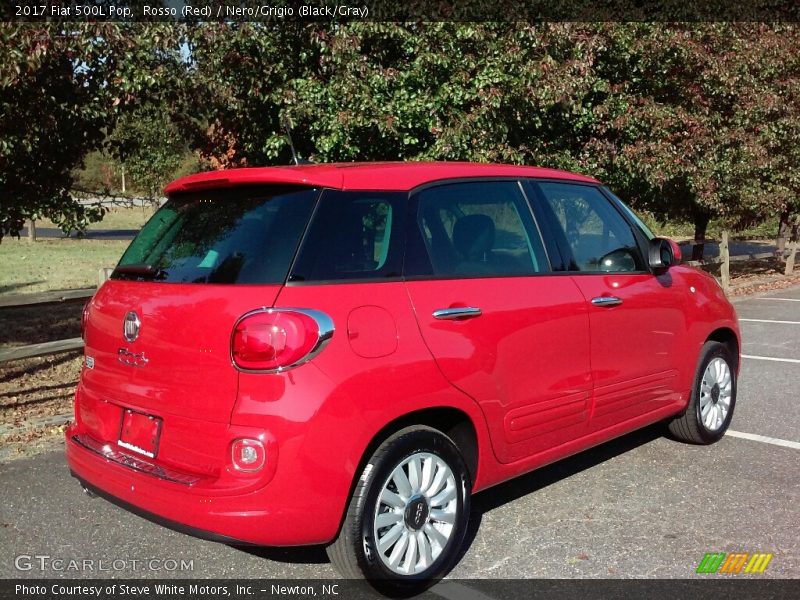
[326,425,471,591]
[668,341,737,444]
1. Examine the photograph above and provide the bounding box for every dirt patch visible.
[0,299,84,463]
[0,352,81,462]
[697,257,800,296]
[0,302,83,347]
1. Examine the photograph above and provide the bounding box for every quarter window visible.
[289,190,405,282]
[410,181,549,278]
[533,182,645,273]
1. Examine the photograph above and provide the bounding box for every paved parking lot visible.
[1,285,798,584]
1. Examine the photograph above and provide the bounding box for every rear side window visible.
[289,190,406,283]
[113,186,319,284]
[532,182,645,273]
[410,181,549,278]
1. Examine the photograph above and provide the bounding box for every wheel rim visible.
[372,452,458,575]
[699,357,733,432]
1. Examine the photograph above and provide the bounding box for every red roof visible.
[164,161,600,194]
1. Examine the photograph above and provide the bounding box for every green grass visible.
[36,205,157,232]
[640,212,780,242]
[0,238,128,295]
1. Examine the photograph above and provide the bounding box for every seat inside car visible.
[453,214,496,275]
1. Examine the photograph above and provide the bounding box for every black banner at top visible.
[2,0,800,22]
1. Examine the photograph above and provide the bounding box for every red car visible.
[66,162,739,587]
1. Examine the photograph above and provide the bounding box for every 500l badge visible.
[118,348,148,368]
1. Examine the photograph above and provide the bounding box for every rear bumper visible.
[71,472,251,545]
[65,424,335,546]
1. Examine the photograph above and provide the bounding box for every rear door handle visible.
[591,296,623,307]
[432,307,482,320]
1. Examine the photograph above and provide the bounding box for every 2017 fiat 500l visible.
[67,162,739,587]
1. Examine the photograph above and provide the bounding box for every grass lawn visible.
[640,213,779,241]
[0,238,128,295]
[36,205,157,232]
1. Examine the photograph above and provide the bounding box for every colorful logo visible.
[697,552,773,574]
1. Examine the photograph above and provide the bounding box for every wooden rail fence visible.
[0,287,95,309]
[0,338,84,363]
[0,269,111,364]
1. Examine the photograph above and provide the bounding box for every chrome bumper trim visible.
[71,434,201,486]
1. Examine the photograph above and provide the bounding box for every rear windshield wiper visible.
[112,264,167,280]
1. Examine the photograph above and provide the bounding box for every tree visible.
[187,22,800,261]
[185,22,602,169]
[4,21,797,250]
[110,108,191,200]
[582,24,800,259]
[0,22,186,240]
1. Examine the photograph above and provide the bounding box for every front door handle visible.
[432,307,482,320]
[591,296,623,308]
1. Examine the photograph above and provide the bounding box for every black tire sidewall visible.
[693,342,737,443]
[357,428,471,585]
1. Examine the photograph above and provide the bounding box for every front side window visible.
[289,190,405,282]
[603,187,656,240]
[533,182,645,273]
[410,181,549,278]
[113,186,319,284]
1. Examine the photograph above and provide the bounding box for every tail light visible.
[80,299,91,340]
[231,308,334,372]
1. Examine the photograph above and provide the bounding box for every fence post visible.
[98,267,113,286]
[27,219,36,242]
[786,239,798,276]
[720,230,730,293]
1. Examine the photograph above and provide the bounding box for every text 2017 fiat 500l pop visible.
[67,162,739,588]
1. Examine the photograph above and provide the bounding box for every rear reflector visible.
[231,438,266,472]
[231,308,334,372]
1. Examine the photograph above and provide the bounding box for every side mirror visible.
[648,237,681,272]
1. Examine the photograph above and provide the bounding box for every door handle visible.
[432,307,482,320]
[591,296,623,307]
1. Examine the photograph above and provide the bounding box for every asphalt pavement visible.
[1,285,798,583]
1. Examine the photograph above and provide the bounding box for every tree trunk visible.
[121,165,126,194]
[785,239,798,276]
[787,216,799,275]
[27,219,36,243]
[720,230,730,293]
[776,209,790,259]
[691,213,711,261]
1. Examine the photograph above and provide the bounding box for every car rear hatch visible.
[77,185,320,464]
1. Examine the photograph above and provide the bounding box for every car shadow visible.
[236,544,330,564]
[455,423,665,566]
[232,423,665,568]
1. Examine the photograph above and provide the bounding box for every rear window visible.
[113,186,319,285]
